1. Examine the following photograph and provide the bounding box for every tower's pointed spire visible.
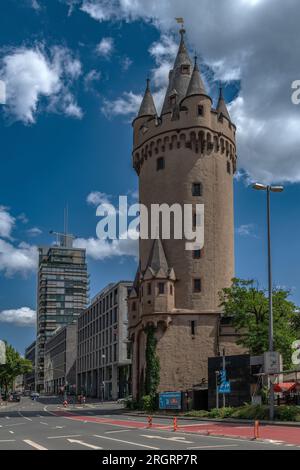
[137,78,157,118]
[186,55,206,97]
[217,86,231,121]
[161,27,193,115]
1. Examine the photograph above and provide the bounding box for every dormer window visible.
[140,125,149,135]
[169,95,177,106]
[181,64,190,75]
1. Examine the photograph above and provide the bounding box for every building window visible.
[192,182,202,197]
[169,94,177,106]
[227,161,231,174]
[191,320,196,335]
[132,302,136,312]
[147,283,152,295]
[193,249,202,259]
[197,105,204,116]
[181,64,190,74]
[157,157,165,171]
[193,278,202,293]
[158,282,165,294]
[170,284,173,295]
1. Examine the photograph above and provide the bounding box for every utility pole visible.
[252,183,284,420]
[222,349,226,408]
[215,371,219,409]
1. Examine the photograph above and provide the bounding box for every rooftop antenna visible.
[49,205,75,248]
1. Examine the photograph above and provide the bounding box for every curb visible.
[122,411,300,428]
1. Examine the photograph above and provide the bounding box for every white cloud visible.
[121,56,133,71]
[87,191,111,206]
[78,0,300,183]
[0,239,38,277]
[0,307,36,327]
[31,0,41,10]
[96,37,114,57]
[26,227,42,237]
[0,206,15,239]
[236,224,258,238]
[101,91,143,119]
[74,232,138,261]
[84,69,101,90]
[0,45,82,124]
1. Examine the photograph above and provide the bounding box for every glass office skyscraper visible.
[35,235,88,391]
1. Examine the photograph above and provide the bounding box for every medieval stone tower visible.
[128,28,242,399]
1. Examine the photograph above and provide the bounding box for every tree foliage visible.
[0,342,32,394]
[219,278,300,367]
[144,325,160,397]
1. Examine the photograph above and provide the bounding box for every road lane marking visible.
[0,439,15,442]
[93,434,159,450]
[187,444,238,449]
[40,422,49,426]
[48,435,82,439]
[68,439,102,450]
[9,431,14,434]
[18,411,32,421]
[140,435,194,444]
[23,440,48,450]
[105,429,132,434]
[5,416,10,419]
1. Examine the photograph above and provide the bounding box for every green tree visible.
[0,342,32,395]
[144,325,160,396]
[219,278,300,367]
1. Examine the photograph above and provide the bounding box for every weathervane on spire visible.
[175,17,185,34]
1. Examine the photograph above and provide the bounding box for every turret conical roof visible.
[137,79,157,118]
[217,87,231,121]
[161,28,193,115]
[186,56,206,97]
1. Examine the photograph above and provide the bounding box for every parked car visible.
[30,391,40,400]
[9,393,21,402]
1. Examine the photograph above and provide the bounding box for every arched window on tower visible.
[227,161,231,174]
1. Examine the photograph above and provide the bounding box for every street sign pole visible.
[222,351,226,408]
[215,371,219,409]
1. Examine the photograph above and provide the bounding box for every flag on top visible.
[175,17,184,25]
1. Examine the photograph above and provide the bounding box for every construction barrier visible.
[173,417,178,432]
[147,416,152,428]
[254,420,260,439]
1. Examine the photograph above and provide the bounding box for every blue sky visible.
[0,0,300,354]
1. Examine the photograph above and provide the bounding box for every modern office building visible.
[77,281,132,400]
[24,340,36,391]
[44,323,77,395]
[35,234,88,391]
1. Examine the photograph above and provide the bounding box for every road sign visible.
[0,340,6,365]
[159,392,182,410]
[218,381,231,394]
[264,351,281,374]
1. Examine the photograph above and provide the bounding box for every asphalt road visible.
[0,397,298,451]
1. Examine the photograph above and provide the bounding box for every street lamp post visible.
[252,183,284,420]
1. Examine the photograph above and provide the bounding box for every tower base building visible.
[128,28,244,399]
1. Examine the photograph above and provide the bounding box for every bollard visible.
[173,417,178,432]
[254,420,260,439]
[147,416,152,428]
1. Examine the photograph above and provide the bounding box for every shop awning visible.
[274,382,297,393]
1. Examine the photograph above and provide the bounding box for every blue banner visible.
[159,392,182,410]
